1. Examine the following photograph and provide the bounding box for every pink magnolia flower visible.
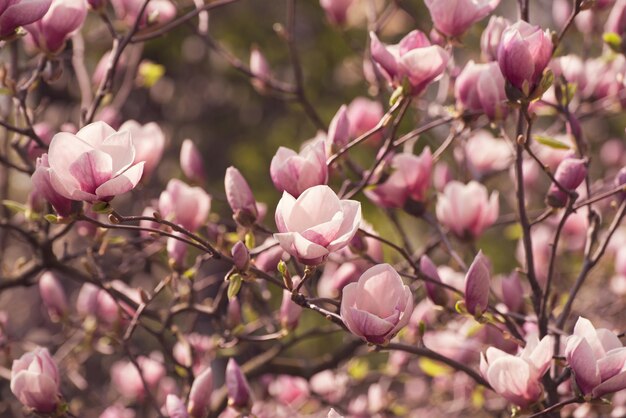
[226,359,252,408]
[180,139,206,184]
[497,21,553,95]
[99,404,136,418]
[39,271,68,321]
[365,148,432,209]
[546,157,587,208]
[436,181,499,239]
[0,0,51,39]
[31,154,75,217]
[340,264,413,344]
[501,272,524,313]
[565,316,626,398]
[346,97,384,139]
[455,61,507,120]
[464,251,490,316]
[225,166,258,226]
[370,30,449,95]
[425,0,500,38]
[270,139,328,198]
[172,333,213,374]
[44,121,144,203]
[268,375,309,407]
[480,334,553,407]
[10,347,60,413]
[280,288,303,330]
[319,0,352,25]
[158,178,211,232]
[274,185,361,265]
[25,0,87,54]
[110,0,176,26]
[419,255,448,306]
[119,120,165,181]
[607,0,626,35]
[480,16,510,61]
[111,355,165,402]
[189,367,213,418]
[326,105,350,154]
[460,130,512,176]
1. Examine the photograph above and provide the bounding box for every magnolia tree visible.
[4,0,626,416]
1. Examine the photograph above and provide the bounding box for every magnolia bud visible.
[419,256,448,306]
[167,234,187,268]
[615,167,626,202]
[165,394,189,418]
[546,158,587,208]
[464,251,491,316]
[250,46,270,92]
[280,289,303,330]
[226,297,242,328]
[501,272,524,313]
[225,167,258,227]
[188,367,213,418]
[226,358,251,409]
[319,0,352,26]
[481,16,510,62]
[39,271,68,321]
[180,139,206,184]
[231,241,250,272]
[326,105,350,154]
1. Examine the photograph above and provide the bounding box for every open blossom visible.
[43,121,144,203]
[425,0,500,38]
[0,0,51,38]
[436,181,499,239]
[565,316,626,398]
[370,30,449,95]
[119,120,165,181]
[10,347,60,413]
[274,185,361,265]
[271,139,328,197]
[365,148,432,209]
[99,405,135,418]
[455,61,507,120]
[340,264,413,344]
[460,130,512,176]
[480,334,553,407]
[497,21,553,94]
[346,97,383,139]
[158,178,211,232]
[25,0,87,54]
[111,355,165,402]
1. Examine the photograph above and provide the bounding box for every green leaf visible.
[1,200,26,214]
[389,85,404,106]
[139,61,165,88]
[604,32,623,53]
[227,273,243,299]
[419,358,452,377]
[92,201,113,214]
[534,135,571,150]
[244,232,255,249]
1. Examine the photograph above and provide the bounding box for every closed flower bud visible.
[319,0,352,25]
[226,359,252,409]
[180,139,206,184]
[250,46,270,92]
[606,0,626,36]
[464,251,490,316]
[158,179,211,232]
[497,21,553,96]
[326,105,351,154]
[0,0,51,39]
[480,16,510,61]
[39,271,68,321]
[225,166,258,227]
[425,0,500,38]
[231,241,250,272]
[340,264,413,344]
[226,297,242,328]
[188,367,213,418]
[280,288,303,330]
[271,139,328,198]
[167,234,187,268]
[165,395,189,418]
[546,157,587,208]
[501,272,524,313]
[370,30,449,95]
[25,0,87,54]
[615,166,626,202]
[10,347,61,413]
[419,256,448,306]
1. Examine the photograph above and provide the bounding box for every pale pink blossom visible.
[25,0,86,53]
[436,181,499,239]
[370,30,449,95]
[180,139,206,184]
[461,130,512,176]
[271,139,328,198]
[158,179,211,232]
[340,264,413,344]
[44,121,144,202]
[274,185,361,265]
[319,0,352,25]
[425,0,500,38]
[455,62,507,120]
[10,347,60,413]
[119,120,165,181]
[39,271,68,321]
